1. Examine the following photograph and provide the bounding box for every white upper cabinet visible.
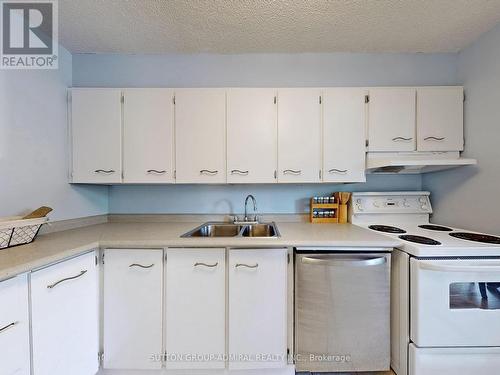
[165,249,226,369]
[71,89,122,183]
[123,89,175,183]
[175,89,226,183]
[228,248,288,370]
[368,88,416,152]
[417,87,464,151]
[103,249,163,370]
[31,251,99,375]
[277,89,322,183]
[0,275,30,375]
[227,89,278,183]
[323,88,367,183]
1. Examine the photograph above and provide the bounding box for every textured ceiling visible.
[59,0,500,54]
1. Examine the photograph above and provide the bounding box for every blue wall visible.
[72,52,458,214]
[423,24,500,234]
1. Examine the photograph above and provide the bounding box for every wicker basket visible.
[0,216,48,250]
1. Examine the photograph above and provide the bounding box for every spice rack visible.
[310,197,339,223]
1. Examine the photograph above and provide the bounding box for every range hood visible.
[366,152,477,174]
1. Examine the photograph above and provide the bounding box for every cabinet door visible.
[123,89,175,183]
[165,248,225,369]
[417,87,464,151]
[277,89,321,183]
[368,88,416,151]
[228,248,288,370]
[71,89,122,183]
[31,251,99,375]
[175,89,226,183]
[103,249,163,370]
[0,274,30,375]
[323,88,367,183]
[227,89,277,183]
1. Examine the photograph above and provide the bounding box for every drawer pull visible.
[200,169,218,175]
[424,136,446,141]
[328,168,348,174]
[0,321,18,333]
[283,169,301,175]
[235,263,259,269]
[392,137,413,142]
[194,262,218,268]
[129,263,154,269]
[147,169,167,174]
[231,169,249,175]
[47,270,87,289]
[94,169,115,174]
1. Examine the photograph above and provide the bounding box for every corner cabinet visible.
[103,249,163,370]
[277,89,322,183]
[70,89,122,183]
[175,89,227,183]
[228,248,288,370]
[123,89,175,183]
[323,88,367,183]
[31,251,99,375]
[417,87,464,151]
[0,274,30,375]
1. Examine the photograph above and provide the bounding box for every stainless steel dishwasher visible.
[294,250,391,373]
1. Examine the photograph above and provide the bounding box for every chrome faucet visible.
[244,194,258,223]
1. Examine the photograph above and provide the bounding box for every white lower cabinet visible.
[31,251,99,375]
[165,248,226,369]
[0,274,30,375]
[228,248,288,370]
[103,249,163,370]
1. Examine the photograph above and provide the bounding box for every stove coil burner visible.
[399,235,442,246]
[368,225,407,234]
[418,224,453,232]
[450,232,500,244]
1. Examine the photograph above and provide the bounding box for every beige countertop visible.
[0,221,400,281]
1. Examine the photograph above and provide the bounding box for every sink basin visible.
[242,224,278,237]
[183,223,243,237]
[181,222,280,238]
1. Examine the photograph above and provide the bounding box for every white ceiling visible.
[59,0,500,54]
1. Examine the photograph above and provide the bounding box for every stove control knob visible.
[356,204,364,211]
[420,205,428,210]
[419,197,427,203]
[403,200,410,207]
[373,201,380,208]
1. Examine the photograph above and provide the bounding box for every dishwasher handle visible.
[300,255,387,267]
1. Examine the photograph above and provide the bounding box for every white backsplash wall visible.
[423,23,500,235]
[0,46,108,221]
[72,51,458,215]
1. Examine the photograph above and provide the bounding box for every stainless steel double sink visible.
[181,222,280,238]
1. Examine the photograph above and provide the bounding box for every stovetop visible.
[359,222,500,257]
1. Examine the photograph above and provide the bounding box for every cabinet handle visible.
[129,263,154,269]
[200,169,218,175]
[392,137,413,142]
[283,169,301,175]
[424,136,446,141]
[47,270,87,289]
[147,169,167,174]
[235,263,259,269]
[94,169,115,174]
[0,321,18,333]
[194,262,219,268]
[328,168,348,174]
[230,169,249,175]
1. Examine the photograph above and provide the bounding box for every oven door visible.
[411,257,500,347]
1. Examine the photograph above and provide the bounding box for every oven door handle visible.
[301,256,387,267]
[420,262,500,273]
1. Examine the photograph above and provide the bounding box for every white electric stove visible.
[350,192,500,375]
